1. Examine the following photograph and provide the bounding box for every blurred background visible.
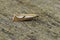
[0,0,60,40]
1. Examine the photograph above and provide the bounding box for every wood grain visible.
[0,0,60,40]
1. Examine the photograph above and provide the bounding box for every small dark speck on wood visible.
[27,35,36,40]
[1,28,14,36]
[15,0,24,4]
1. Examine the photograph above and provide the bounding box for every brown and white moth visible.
[13,14,39,22]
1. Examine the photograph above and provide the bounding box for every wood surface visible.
[0,0,60,40]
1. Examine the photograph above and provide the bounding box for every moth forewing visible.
[13,14,39,22]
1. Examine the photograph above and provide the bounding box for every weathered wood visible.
[0,0,60,40]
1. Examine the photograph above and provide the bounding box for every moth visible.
[13,14,39,22]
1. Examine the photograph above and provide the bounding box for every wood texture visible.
[0,0,60,40]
